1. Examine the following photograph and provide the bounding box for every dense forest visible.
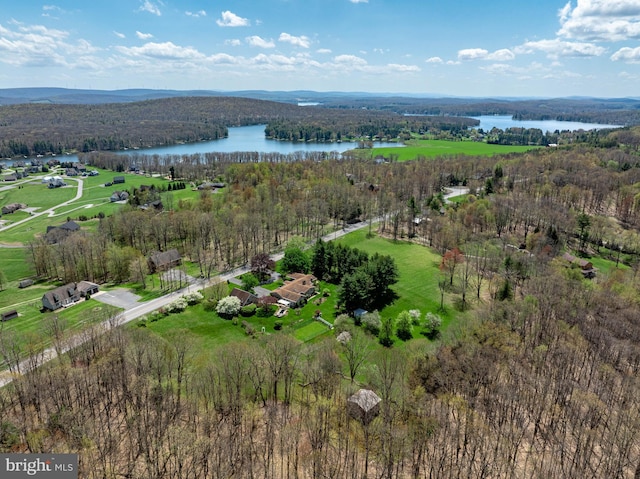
[320,96,640,126]
[5,93,640,159]
[2,123,639,476]
[0,97,479,158]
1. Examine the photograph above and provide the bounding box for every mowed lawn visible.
[336,230,456,329]
[0,170,199,244]
[364,139,537,162]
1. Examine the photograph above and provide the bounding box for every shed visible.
[113,176,125,184]
[1,310,19,322]
[18,279,34,289]
[348,389,381,425]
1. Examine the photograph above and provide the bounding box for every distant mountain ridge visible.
[3,87,638,106]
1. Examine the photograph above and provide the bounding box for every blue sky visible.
[1,0,640,97]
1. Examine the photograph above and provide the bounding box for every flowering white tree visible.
[216,295,242,318]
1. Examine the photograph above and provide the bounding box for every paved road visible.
[0,177,84,233]
[0,219,374,388]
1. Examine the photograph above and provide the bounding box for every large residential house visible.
[46,220,80,243]
[42,281,99,311]
[270,273,317,307]
[148,249,182,273]
[1,203,26,215]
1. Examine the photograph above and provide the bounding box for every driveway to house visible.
[0,220,376,388]
[92,289,142,310]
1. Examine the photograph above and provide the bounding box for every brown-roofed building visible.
[230,288,258,306]
[148,249,182,273]
[562,252,597,278]
[270,273,317,308]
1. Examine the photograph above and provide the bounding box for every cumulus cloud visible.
[136,31,153,40]
[225,39,242,47]
[317,48,332,54]
[611,46,640,62]
[279,32,311,48]
[350,0,369,3]
[515,38,606,58]
[0,22,97,68]
[487,48,515,61]
[388,63,421,72]
[458,48,489,61]
[217,11,249,27]
[113,31,126,39]
[117,41,205,60]
[138,0,161,16]
[246,36,275,48]
[558,0,640,41]
[185,10,206,18]
[426,56,443,64]
[458,48,515,61]
[333,54,368,67]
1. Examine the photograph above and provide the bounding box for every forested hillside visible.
[0,96,478,158]
[2,129,640,477]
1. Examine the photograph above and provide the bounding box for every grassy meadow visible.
[363,139,538,162]
[0,168,200,244]
[140,230,461,358]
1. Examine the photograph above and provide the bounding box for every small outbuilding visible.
[18,279,34,289]
[1,310,19,322]
[347,389,381,425]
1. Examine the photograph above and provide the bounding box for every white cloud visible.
[138,0,162,16]
[136,31,154,40]
[317,48,332,54]
[388,63,421,72]
[225,39,242,47]
[458,48,489,61]
[185,10,206,18]
[279,32,311,48]
[0,22,98,68]
[457,48,515,62]
[333,54,368,67]
[117,41,205,60]
[350,0,369,3]
[217,11,249,27]
[246,36,275,48]
[113,31,126,39]
[558,0,640,41]
[611,46,640,62]
[426,56,443,64]
[515,38,606,58]
[487,48,515,61]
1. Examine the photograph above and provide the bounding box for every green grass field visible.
[361,139,538,162]
[335,230,457,331]
[0,169,199,244]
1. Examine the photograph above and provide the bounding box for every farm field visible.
[366,139,538,161]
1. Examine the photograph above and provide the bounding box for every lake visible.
[1,124,402,166]
[472,115,621,133]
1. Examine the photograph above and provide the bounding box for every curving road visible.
[0,177,84,234]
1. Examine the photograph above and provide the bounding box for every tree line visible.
[2,130,640,476]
